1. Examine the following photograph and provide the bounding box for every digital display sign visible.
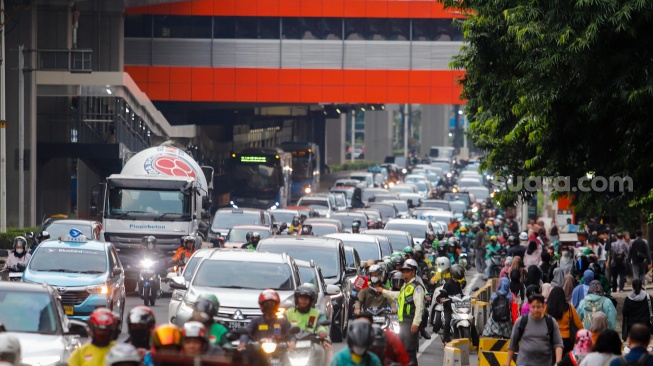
[240,156,267,163]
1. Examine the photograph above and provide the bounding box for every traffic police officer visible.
[378,258,425,365]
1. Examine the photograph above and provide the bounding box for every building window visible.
[125,14,152,38]
[321,18,342,40]
[235,17,258,38]
[282,17,302,39]
[153,15,212,38]
[412,19,463,41]
[258,17,280,39]
[214,17,236,38]
[388,19,410,41]
[344,18,366,40]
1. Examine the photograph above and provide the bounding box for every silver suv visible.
[172,250,301,331]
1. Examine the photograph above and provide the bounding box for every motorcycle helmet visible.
[151,324,183,354]
[507,235,516,245]
[258,289,281,316]
[352,220,361,230]
[390,271,404,290]
[426,230,436,242]
[519,232,529,241]
[444,231,453,238]
[436,230,445,240]
[182,321,209,343]
[182,235,195,249]
[402,259,419,272]
[126,306,156,349]
[368,264,384,285]
[292,216,301,226]
[376,218,384,228]
[448,237,457,247]
[392,256,404,269]
[192,294,220,326]
[486,220,494,226]
[88,308,118,347]
[451,264,465,280]
[309,210,319,218]
[367,220,376,229]
[459,226,468,233]
[105,344,140,366]
[300,225,313,235]
[346,319,375,356]
[402,246,414,256]
[589,262,602,279]
[245,232,253,243]
[490,235,497,242]
[300,214,307,223]
[12,236,27,252]
[143,236,157,250]
[36,231,50,242]
[0,333,21,366]
[294,283,318,312]
[251,231,261,244]
[435,257,451,272]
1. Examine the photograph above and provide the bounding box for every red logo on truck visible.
[152,156,196,178]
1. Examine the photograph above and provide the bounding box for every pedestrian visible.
[545,286,584,353]
[578,329,621,366]
[577,281,617,330]
[563,273,576,303]
[520,285,541,316]
[571,270,594,308]
[559,247,574,275]
[551,267,565,288]
[621,278,653,341]
[549,222,560,244]
[610,233,628,293]
[557,329,592,366]
[524,241,542,267]
[542,283,553,300]
[475,223,489,274]
[500,256,513,279]
[507,294,564,366]
[589,263,611,297]
[510,256,526,281]
[609,324,653,366]
[524,265,543,289]
[540,252,553,283]
[588,312,608,346]
[628,230,651,287]
[561,218,573,234]
[510,269,526,303]
[483,277,514,339]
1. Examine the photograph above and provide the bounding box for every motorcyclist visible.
[352,220,361,234]
[181,321,223,356]
[430,257,452,288]
[391,255,405,272]
[141,236,164,296]
[105,344,140,366]
[299,224,314,236]
[435,264,465,344]
[238,289,292,351]
[484,235,502,280]
[354,265,396,315]
[357,312,410,366]
[289,216,302,234]
[170,236,196,266]
[447,237,461,265]
[330,319,382,366]
[125,306,156,359]
[67,308,118,366]
[390,271,404,291]
[423,230,437,250]
[191,294,230,347]
[285,284,333,359]
[2,236,30,271]
[402,246,414,261]
[0,333,21,366]
[376,218,384,229]
[149,324,183,366]
[506,235,525,260]
[413,245,432,280]
[300,214,308,224]
[242,231,261,249]
[28,231,50,254]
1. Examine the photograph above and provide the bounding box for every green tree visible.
[443,0,653,223]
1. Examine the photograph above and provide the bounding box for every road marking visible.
[465,272,483,296]
[417,333,438,359]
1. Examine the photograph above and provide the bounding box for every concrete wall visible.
[76,1,124,72]
[325,115,345,166]
[364,110,393,163]
[420,105,451,159]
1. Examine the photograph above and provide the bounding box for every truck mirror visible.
[202,196,210,210]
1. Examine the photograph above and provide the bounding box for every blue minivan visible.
[23,229,126,327]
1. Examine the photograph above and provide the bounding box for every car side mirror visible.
[345,267,358,276]
[112,267,122,277]
[169,280,187,290]
[326,284,341,296]
[202,196,210,210]
[66,319,89,337]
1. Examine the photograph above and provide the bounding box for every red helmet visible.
[258,289,280,306]
[88,308,117,347]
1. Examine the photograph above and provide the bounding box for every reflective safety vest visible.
[397,280,425,323]
[285,308,328,334]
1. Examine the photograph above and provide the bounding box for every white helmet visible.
[402,259,419,271]
[435,256,451,272]
[519,232,528,241]
[368,264,381,275]
[105,344,140,366]
[182,321,208,342]
[0,333,21,366]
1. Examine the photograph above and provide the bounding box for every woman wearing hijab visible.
[563,273,576,303]
[540,251,553,283]
[524,265,543,288]
[579,329,621,366]
[546,287,584,353]
[557,329,593,366]
[621,278,653,341]
[577,281,617,330]
[542,283,553,300]
[482,277,513,338]
[551,267,565,288]
[588,312,608,346]
[509,268,525,302]
[520,285,541,316]
[499,256,513,279]
[571,270,594,308]
[523,240,542,267]
[560,247,574,275]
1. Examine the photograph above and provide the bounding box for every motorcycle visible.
[450,294,475,340]
[138,258,162,306]
[1,264,26,282]
[236,328,290,366]
[286,322,331,366]
[365,307,393,331]
[459,247,469,269]
[488,249,506,279]
[430,286,445,333]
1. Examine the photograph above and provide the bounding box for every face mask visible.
[15,249,24,254]
[370,276,380,284]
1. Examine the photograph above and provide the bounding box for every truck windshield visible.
[232,162,282,197]
[106,187,192,219]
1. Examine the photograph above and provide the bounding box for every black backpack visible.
[491,294,511,322]
[613,242,626,265]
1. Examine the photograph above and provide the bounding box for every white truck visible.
[90,145,213,291]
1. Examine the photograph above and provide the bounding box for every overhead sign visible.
[240,156,267,163]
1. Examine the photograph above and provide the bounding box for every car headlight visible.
[171,290,186,301]
[23,356,61,366]
[86,284,109,295]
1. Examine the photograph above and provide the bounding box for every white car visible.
[168,249,217,324]
[383,218,435,246]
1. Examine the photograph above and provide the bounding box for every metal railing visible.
[36,49,93,72]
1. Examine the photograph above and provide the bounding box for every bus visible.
[279,141,320,200]
[228,147,292,209]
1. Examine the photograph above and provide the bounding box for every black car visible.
[257,236,354,342]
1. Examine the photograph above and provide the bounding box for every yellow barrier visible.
[478,350,517,366]
[478,337,509,353]
[444,338,471,366]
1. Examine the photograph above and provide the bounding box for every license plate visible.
[295,340,311,348]
[227,321,247,330]
[373,316,386,323]
[64,305,74,315]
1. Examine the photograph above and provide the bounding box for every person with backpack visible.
[628,230,651,287]
[507,294,564,366]
[621,278,653,341]
[576,281,617,330]
[556,329,593,366]
[610,233,629,293]
[572,270,594,308]
[609,324,653,366]
[483,277,514,338]
[545,286,584,353]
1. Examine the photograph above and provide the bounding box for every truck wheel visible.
[125,279,137,293]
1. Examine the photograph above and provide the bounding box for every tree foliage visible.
[442,0,653,223]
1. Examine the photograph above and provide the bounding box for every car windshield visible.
[333,195,347,207]
[272,211,298,224]
[311,225,338,236]
[331,189,353,200]
[297,266,319,288]
[30,247,106,273]
[259,246,339,279]
[42,222,92,239]
[367,204,396,219]
[388,201,408,213]
[0,291,58,334]
[370,232,411,251]
[183,256,202,281]
[443,194,471,206]
[390,186,414,193]
[465,188,490,200]
[341,241,380,261]
[362,189,387,202]
[227,228,271,242]
[422,201,450,210]
[193,261,293,290]
[414,182,429,192]
[331,214,367,229]
[384,223,427,240]
[211,212,260,231]
[449,201,467,212]
[297,199,328,208]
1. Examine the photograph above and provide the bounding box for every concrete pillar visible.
[77,160,101,219]
[420,105,451,159]
[364,110,393,163]
[325,115,345,167]
[76,0,124,72]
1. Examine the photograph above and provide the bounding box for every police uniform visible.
[382,277,425,365]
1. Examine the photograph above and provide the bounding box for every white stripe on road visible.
[465,273,483,296]
[417,333,439,359]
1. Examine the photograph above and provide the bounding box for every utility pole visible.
[403,104,409,159]
[18,45,24,228]
[1,0,7,232]
[350,109,355,163]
